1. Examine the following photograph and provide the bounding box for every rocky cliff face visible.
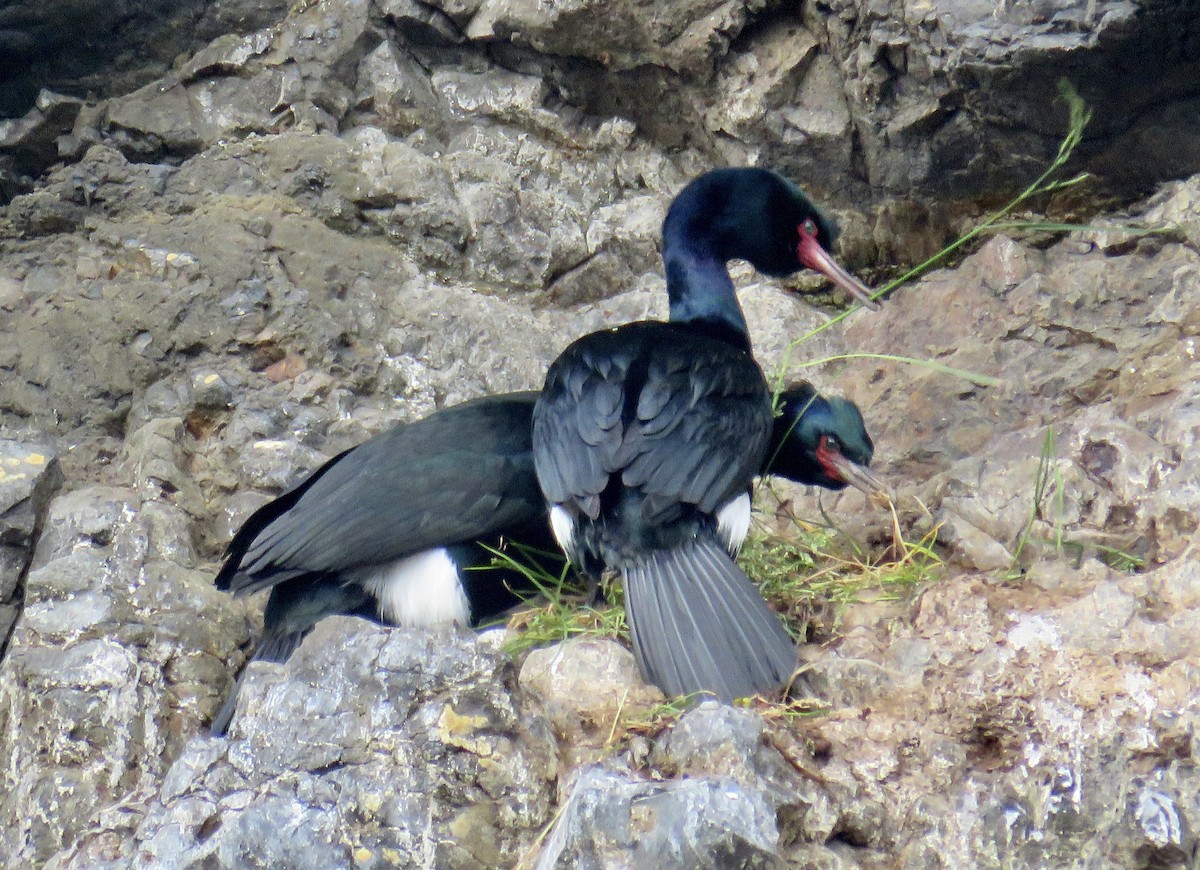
[1,0,1200,867]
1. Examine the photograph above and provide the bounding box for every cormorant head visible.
[663,168,879,310]
[767,383,885,495]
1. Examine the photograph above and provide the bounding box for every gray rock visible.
[654,703,841,843]
[0,438,62,646]
[102,0,375,159]
[537,765,788,869]
[0,481,247,867]
[0,90,81,177]
[379,0,467,45]
[190,370,235,410]
[107,68,284,160]
[798,0,1200,200]
[1133,785,1188,858]
[344,127,472,268]
[0,0,288,136]
[354,40,448,134]
[5,0,1200,219]
[55,619,558,869]
[546,195,664,306]
[836,224,1200,565]
[519,639,663,764]
[415,0,487,28]
[6,144,176,229]
[468,0,767,76]
[1142,175,1200,251]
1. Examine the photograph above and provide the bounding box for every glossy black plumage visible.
[210,392,557,735]
[216,393,546,597]
[211,381,879,733]
[532,167,878,703]
[663,167,838,281]
[534,320,772,561]
[764,381,877,491]
[533,322,791,702]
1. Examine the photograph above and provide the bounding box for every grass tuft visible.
[608,695,697,744]
[743,696,832,722]
[741,497,943,640]
[1005,429,1148,579]
[477,543,628,655]
[502,595,628,655]
[1007,427,1063,579]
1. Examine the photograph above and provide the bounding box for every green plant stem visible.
[984,221,1158,234]
[792,353,1002,387]
[772,79,1092,396]
[1008,427,1059,577]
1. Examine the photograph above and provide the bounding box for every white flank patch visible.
[359,548,470,627]
[716,493,751,555]
[549,505,576,558]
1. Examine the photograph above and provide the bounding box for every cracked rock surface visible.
[1,0,1200,867]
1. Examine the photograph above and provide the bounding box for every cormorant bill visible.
[764,381,886,497]
[532,167,880,704]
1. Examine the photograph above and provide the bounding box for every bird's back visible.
[533,320,772,564]
[218,392,544,595]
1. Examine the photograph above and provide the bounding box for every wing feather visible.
[222,395,543,596]
[533,322,773,527]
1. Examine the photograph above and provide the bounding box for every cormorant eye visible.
[801,218,818,237]
[825,435,840,452]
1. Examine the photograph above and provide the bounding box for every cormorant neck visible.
[664,245,750,342]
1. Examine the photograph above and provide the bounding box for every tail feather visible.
[623,535,796,703]
[209,628,310,737]
[689,539,786,688]
[626,551,711,699]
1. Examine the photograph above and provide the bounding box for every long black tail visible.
[209,628,309,737]
[623,535,796,703]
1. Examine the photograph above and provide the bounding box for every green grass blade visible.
[793,353,1001,388]
[984,221,1172,235]
[772,78,1093,397]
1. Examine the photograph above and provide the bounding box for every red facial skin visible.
[814,435,845,483]
[815,434,889,497]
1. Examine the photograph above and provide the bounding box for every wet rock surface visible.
[0,0,1199,867]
